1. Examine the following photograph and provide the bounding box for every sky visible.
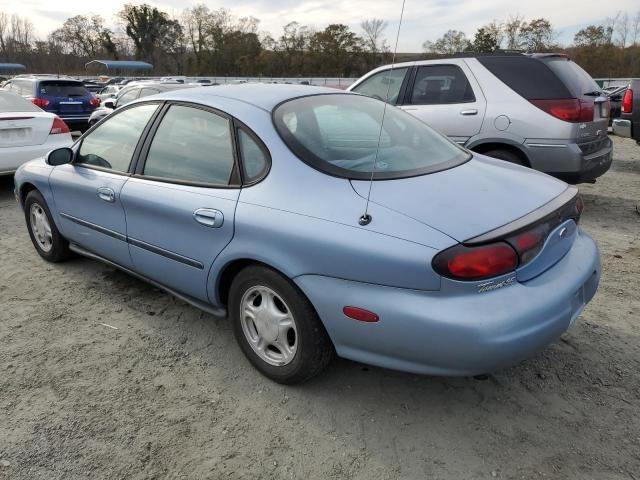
[3,0,640,51]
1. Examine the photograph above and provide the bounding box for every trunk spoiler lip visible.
[464,185,579,245]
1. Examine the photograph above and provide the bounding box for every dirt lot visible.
[0,136,639,480]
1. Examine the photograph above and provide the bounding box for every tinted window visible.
[143,105,235,185]
[117,89,139,106]
[39,81,88,97]
[238,129,268,181]
[274,94,469,180]
[410,65,475,105]
[477,56,572,100]
[77,103,158,172]
[542,57,600,97]
[351,68,407,104]
[0,91,40,112]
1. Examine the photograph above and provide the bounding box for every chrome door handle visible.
[193,208,224,228]
[96,187,115,203]
[460,109,478,116]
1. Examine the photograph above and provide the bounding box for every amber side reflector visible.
[343,306,379,322]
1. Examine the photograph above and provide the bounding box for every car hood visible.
[350,154,568,242]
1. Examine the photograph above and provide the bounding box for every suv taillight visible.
[432,243,518,281]
[50,117,70,135]
[622,88,633,113]
[89,97,100,108]
[530,99,594,123]
[28,97,49,108]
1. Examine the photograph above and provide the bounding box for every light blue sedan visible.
[13,85,600,384]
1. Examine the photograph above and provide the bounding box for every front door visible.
[49,103,160,267]
[120,103,239,302]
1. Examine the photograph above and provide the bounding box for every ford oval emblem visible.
[559,227,568,238]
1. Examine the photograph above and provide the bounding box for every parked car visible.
[88,82,196,126]
[605,85,628,126]
[348,53,612,183]
[612,80,640,144]
[0,90,72,176]
[96,85,122,103]
[13,85,600,384]
[2,76,99,132]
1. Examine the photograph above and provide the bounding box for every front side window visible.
[274,94,470,180]
[351,68,408,104]
[143,105,235,185]
[410,65,475,105]
[77,103,158,172]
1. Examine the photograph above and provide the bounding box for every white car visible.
[0,90,73,176]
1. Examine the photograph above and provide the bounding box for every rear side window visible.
[238,129,269,181]
[410,65,475,105]
[542,58,600,97]
[351,68,408,104]
[0,91,39,112]
[39,81,88,97]
[140,88,160,98]
[77,103,158,172]
[143,105,235,185]
[477,56,571,100]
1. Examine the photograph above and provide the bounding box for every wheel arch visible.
[467,140,531,167]
[19,182,38,205]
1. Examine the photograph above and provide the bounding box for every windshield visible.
[273,94,470,180]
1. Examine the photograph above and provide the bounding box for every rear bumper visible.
[612,119,632,138]
[295,229,600,376]
[0,134,72,175]
[525,136,612,183]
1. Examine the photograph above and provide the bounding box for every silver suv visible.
[348,53,612,183]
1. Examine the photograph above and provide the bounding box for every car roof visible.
[158,83,347,112]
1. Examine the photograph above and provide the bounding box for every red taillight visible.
[50,117,70,135]
[343,306,379,323]
[89,97,100,108]
[433,243,518,281]
[530,99,593,123]
[621,88,633,113]
[507,224,548,264]
[28,97,49,108]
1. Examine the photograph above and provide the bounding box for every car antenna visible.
[359,0,407,226]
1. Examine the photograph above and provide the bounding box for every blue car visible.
[3,76,99,131]
[13,85,600,384]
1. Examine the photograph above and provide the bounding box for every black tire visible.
[229,265,334,384]
[24,190,71,263]
[482,149,527,166]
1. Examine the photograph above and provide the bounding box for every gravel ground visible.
[0,136,639,480]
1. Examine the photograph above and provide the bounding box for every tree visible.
[519,18,555,52]
[309,24,364,75]
[423,30,470,54]
[574,25,611,48]
[183,4,213,74]
[53,15,115,58]
[118,4,181,62]
[471,22,503,53]
[504,15,524,50]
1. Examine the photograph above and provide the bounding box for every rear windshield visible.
[541,57,600,97]
[0,91,40,112]
[38,81,88,97]
[273,94,470,180]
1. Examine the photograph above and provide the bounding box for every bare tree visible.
[504,15,524,50]
[631,10,640,46]
[361,18,388,54]
[616,11,630,47]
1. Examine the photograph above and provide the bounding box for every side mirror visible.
[46,147,74,166]
[103,100,115,109]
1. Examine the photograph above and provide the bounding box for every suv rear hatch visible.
[478,54,609,141]
[38,80,95,117]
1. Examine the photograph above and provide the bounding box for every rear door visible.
[120,103,240,302]
[400,62,486,143]
[49,102,160,267]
